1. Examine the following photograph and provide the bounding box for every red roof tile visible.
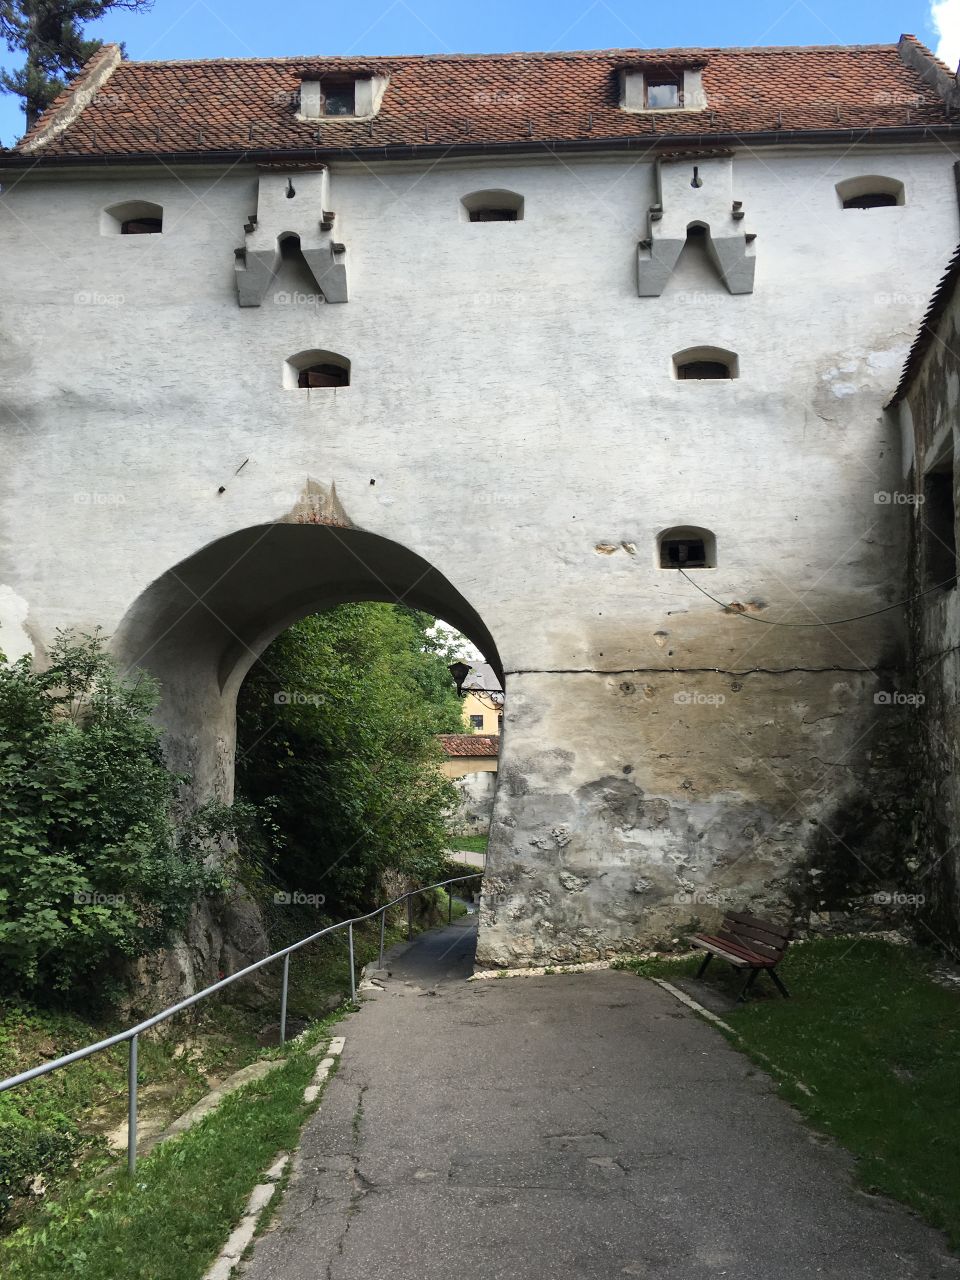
[438,734,500,758]
[11,37,956,163]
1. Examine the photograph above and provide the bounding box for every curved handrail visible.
[0,873,483,1170]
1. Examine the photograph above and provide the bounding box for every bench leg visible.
[696,952,713,979]
[768,968,790,999]
[737,968,761,1003]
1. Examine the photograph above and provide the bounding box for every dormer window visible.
[321,78,356,117]
[645,72,682,110]
[621,64,706,113]
[298,73,388,121]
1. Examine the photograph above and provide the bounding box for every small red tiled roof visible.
[11,36,956,163]
[438,734,500,758]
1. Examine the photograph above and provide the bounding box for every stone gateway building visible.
[3,34,960,980]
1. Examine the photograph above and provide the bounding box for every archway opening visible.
[114,522,503,999]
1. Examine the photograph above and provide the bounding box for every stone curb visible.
[469,960,612,981]
[651,978,733,1030]
[200,1035,345,1280]
[650,979,816,1097]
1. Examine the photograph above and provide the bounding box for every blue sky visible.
[0,0,955,145]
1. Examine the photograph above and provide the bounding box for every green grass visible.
[0,1020,338,1280]
[621,938,960,1247]
[446,835,488,856]
[0,895,450,1233]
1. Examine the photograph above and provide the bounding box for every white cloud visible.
[932,0,960,71]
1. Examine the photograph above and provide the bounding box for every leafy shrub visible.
[0,632,221,996]
[237,605,462,913]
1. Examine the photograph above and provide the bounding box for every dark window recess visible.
[469,208,519,222]
[842,192,898,210]
[661,538,708,569]
[323,82,355,116]
[121,218,162,234]
[298,363,349,388]
[923,468,957,591]
[497,713,503,731]
[469,714,485,729]
[645,73,682,109]
[677,360,731,380]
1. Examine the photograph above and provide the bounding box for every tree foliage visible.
[0,0,152,129]
[0,632,220,996]
[236,605,464,914]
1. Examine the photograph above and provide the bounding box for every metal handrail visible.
[0,873,482,1173]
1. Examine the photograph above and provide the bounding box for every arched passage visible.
[113,522,502,803]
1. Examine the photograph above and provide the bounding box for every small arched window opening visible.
[658,526,717,570]
[101,200,164,236]
[673,346,738,380]
[284,350,351,390]
[461,189,524,222]
[836,176,905,210]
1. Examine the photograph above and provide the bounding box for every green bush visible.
[237,605,463,914]
[0,632,222,996]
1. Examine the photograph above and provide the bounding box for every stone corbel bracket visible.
[235,169,348,306]
[638,155,756,297]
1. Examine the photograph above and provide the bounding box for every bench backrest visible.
[717,912,792,962]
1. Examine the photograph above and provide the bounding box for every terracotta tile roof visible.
[437,734,500,758]
[11,36,957,162]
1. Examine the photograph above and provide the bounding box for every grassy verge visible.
[446,835,488,856]
[0,894,450,1233]
[620,937,960,1248]
[0,1020,338,1280]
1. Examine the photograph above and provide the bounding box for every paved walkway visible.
[241,919,957,1279]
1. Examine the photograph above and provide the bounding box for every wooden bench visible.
[690,912,793,1002]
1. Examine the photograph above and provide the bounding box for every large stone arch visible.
[113,521,503,805]
[110,520,504,993]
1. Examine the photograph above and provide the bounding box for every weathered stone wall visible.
[451,770,498,837]
[897,282,960,950]
[0,145,957,975]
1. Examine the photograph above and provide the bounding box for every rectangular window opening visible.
[645,73,682,110]
[469,208,519,223]
[923,460,957,592]
[323,80,356,116]
[469,714,485,729]
[661,538,707,569]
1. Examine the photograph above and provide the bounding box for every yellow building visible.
[459,662,504,736]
